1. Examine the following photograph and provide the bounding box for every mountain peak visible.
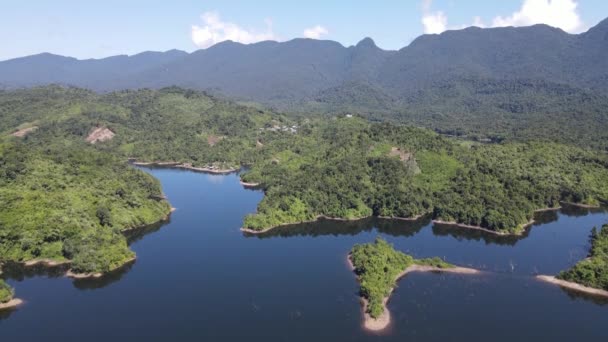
[588,17,608,33]
[356,37,377,49]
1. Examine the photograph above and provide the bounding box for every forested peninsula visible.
[547,224,608,295]
[1,86,607,276]
[348,238,478,331]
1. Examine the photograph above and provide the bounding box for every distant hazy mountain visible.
[1,18,607,143]
[3,18,605,97]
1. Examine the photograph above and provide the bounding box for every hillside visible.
[2,87,607,238]
[1,19,607,149]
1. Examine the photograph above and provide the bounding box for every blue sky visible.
[1,0,607,60]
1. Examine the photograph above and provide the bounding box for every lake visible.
[1,167,607,341]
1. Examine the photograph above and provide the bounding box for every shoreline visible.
[0,298,23,311]
[536,275,608,298]
[240,214,374,235]
[66,257,137,279]
[534,206,562,212]
[131,160,239,174]
[239,180,261,188]
[23,259,71,267]
[241,213,433,235]
[559,201,602,209]
[377,213,427,221]
[13,208,172,279]
[431,219,534,236]
[347,255,480,332]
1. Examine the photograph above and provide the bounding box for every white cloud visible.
[422,11,448,34]
[492,0,583,33]
[191,11,276,48]
[419,0,584,35]
[472,16,486,28]
[303,25,329,39]
[421,0,447,34]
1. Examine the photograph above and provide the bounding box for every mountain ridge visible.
[2,19,607,147]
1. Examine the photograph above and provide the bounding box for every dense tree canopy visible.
[2,86,606,239]
[0,279,13,303]
[558,224,608,291]
[0,137,170,273]
[350,237,453,318]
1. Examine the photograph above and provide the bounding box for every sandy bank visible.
[536,275,608,298]
[378,214,426,221]
[559,201,602,209]
[131,161,238,174]
[0,298,23,311]
[241,215,372,235]
[66,257,136,280]
[347,255,479,332]
[432,219,534,236]
[23,259,70,267]
[239,180,261,188]
[534,206,562,212]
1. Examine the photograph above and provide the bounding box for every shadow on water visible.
[71,260,136,290]
[0,220,169,290]
[560,204,607,218]
[0,305,19,320]
[246,205,607,248]
[561,287,608,306]
[243,216,432,239]
[0,262,70,281]
[124,220,169,245]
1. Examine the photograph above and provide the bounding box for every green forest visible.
[1,85,607,275]
[350,237,453,318]
[0,136,171,273]
[558,224,608,291]
[0,279,13,303]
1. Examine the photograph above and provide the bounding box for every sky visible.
[0,0,607,61]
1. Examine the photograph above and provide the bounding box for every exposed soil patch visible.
[207,135,225,146]
[11,126,38,137]
[86,127,115,144]
[389,147,411,162]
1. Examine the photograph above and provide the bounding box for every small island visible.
[538,224,608,298]
[0,279,22,311]
[348,238,479,331]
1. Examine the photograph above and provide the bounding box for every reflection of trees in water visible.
[1,262,70,281]
[431,224,530,246]
[72,260,135,291]
[246,205,607,246]
[1,220,168,292]
[561,287,608,306]
[0,306,18,320]
[243,216,432,239]
[426,205,606,246]
[124,220,168,245]
[560,204,606,218]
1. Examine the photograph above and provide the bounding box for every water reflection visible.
[1,220,168,290]
[0,262,70,281]
[243,216,430,239]
[72,260,136,290]
[561,287,608,306]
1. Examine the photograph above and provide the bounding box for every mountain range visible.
[1,18,607,146]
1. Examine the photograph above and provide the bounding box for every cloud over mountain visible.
[191,11,276,48]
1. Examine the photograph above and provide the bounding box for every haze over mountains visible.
[1,18,608,144]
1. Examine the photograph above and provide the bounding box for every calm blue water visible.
[1,167,607,341]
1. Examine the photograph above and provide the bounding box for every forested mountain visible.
[1,19,607,148]
[3,19,607,94]
[2,86,607,239]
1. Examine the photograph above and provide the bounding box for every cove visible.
[1,167,607,341]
